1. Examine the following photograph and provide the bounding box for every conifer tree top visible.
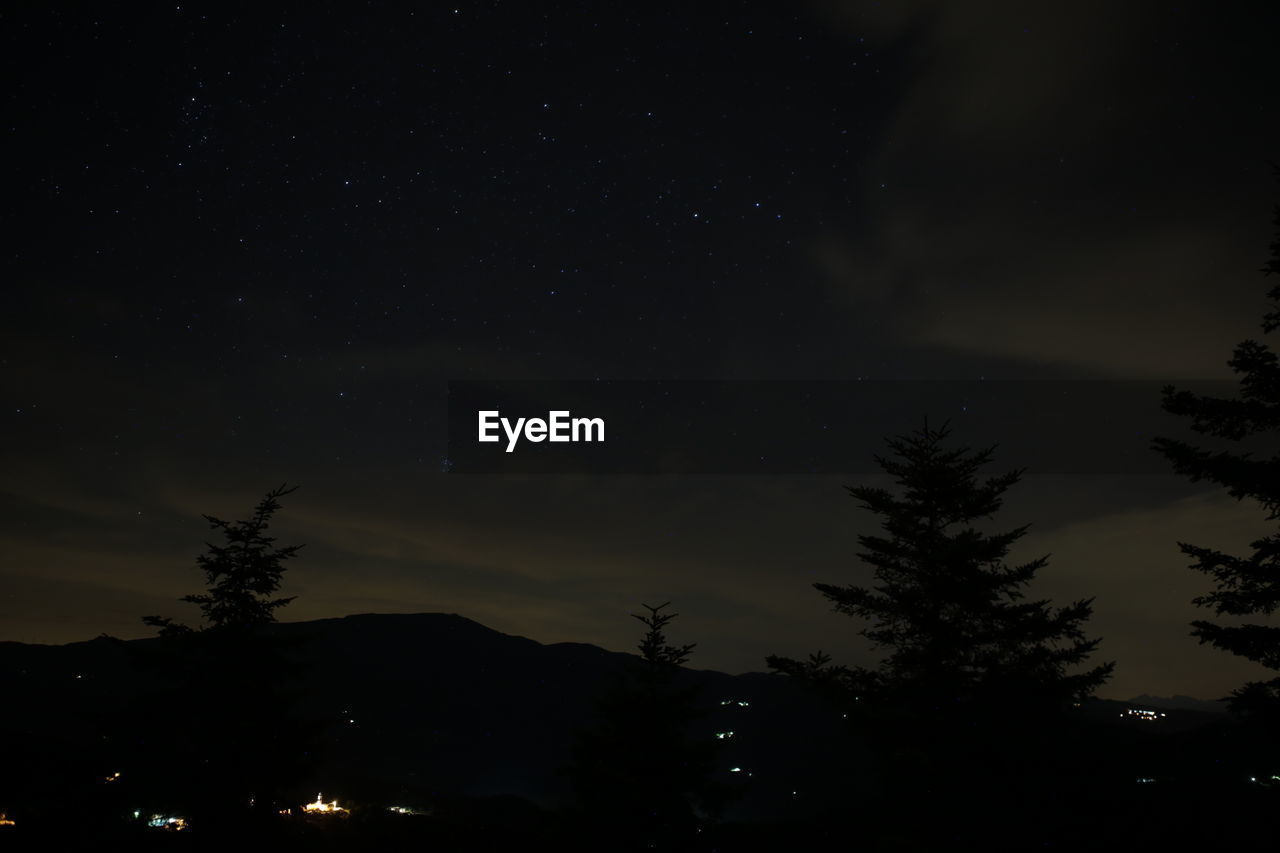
[144,484,303,636]
[770,422,1112,709]
[1153,186,1280,714]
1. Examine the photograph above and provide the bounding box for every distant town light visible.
[303,793,348,815]
[388,805,425,815]
[1123,709,1163,722]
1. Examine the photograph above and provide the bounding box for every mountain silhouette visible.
[1124,694,1227,714]
[0,612,859,820]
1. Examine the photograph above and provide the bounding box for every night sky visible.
[4,2,1279,700]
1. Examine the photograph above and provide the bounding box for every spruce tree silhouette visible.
[138,484,308,834]
[770,423,1111,712]
[566,603,724,850]
[1154,187,1280,724]
[768,423,1112,844]
[144,483,302,634]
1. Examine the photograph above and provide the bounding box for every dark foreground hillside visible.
[1,613,1275,851]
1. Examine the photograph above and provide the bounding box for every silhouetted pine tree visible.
[566,603,724,849]
[770,423,1112,713]
[768,423,1113,845]
[144,483,302,635]
[137,484,310,834]
[1154,189,1280,722]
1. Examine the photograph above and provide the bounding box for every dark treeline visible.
[3,206,1280,850]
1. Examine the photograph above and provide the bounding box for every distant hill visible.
[1,614,1268,849]
[0,613,1241,828]
[0,612,859,820]
[1124,694,1227,714]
